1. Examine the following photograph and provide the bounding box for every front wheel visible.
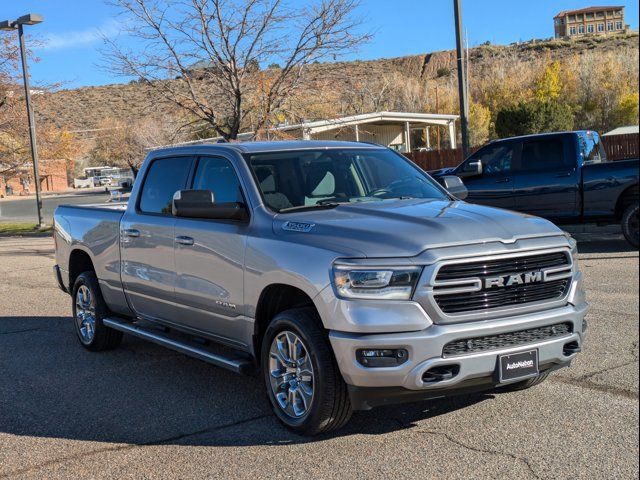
[621,202,639,249]
[261,308,352,435]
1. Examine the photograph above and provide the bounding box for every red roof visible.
[554,6,624,18]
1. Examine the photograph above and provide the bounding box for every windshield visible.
[244,148,449,211]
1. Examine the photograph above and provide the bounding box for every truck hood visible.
[272,199,564,258]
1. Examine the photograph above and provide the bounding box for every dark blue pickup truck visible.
[433,131,639,247]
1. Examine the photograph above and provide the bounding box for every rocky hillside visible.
[35,32,639,133]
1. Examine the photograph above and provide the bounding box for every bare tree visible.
[104,0,369,140]
[88,116,187,175]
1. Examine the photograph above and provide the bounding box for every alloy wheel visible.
[75,285,96,343]
[268,331,315,418]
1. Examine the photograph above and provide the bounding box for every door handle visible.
[495,177,510,184]
[554,172,572,178]
[123,228,140,238]
[175,235,194,246]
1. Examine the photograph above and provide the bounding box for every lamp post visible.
[1,14,44,227]
[453,0,469,158]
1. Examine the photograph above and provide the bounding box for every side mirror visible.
[172,190,248,221]
[458,160,482,178]
[439,176,468,200]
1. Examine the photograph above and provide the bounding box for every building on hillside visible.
[156,112,460,152]
[0,159,68,197]
[554,6,628,38]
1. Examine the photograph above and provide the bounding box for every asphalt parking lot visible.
[0,236,638,479]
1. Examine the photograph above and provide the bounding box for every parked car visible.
[73,178,94,189]
[53,141,587,435]
[433,131,639,247]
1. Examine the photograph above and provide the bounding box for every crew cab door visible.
[120,156,193,321]
[173,155,249,344]
[455,142,517,210]
[511,136,579,219]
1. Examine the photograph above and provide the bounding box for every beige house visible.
[269,111,460,151]
[164,111,460,152]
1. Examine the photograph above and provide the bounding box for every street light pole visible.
[0,14,44,227]
[18,23,43,227]
[453,0,470,158]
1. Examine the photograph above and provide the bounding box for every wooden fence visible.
[603,133,639,161]
[404,133,639,171]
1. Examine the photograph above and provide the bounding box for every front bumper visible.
[329,301,588,407]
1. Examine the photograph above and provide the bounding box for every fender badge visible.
[282,221,315,233]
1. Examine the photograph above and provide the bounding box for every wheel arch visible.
[68,248,96,291]
[253,283,319,364]
[615,184,639,218]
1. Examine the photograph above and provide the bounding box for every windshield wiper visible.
[278,203,340,213]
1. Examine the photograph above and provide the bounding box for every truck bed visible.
[54,203,127,309]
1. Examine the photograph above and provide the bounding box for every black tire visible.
[497,372,550,392]
[621,202,639,249]
[261,307,352,435]
[71,271,123,351]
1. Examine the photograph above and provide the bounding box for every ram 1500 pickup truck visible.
[54,141,587,435]
[432,131,639,247]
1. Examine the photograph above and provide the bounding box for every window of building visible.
[607,21,614,30]
[576,14,583,21]
[596,12,604,19]
[578,24,585,34]
[139,157,191,214]
[587,24,594,33]
[586,13,594,20]
[598,23,605,32]
[616,21,623,30]
[570,26,577,35]
[568,14,576,22]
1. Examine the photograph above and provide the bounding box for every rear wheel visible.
[261,307,352,435]
[72,271,123,351]
[621,202,639,249]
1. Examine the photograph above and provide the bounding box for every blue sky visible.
[3,0,639,89]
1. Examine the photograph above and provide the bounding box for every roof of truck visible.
[149,140,385,156]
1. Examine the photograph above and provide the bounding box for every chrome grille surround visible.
[415,248,574,323]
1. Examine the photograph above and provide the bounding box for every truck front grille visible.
[433,251,572,315]
[442,322,573,357]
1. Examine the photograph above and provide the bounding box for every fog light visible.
[356,348,408,367]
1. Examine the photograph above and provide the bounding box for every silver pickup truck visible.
[54,141,588,435]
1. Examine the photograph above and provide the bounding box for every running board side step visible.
[103,317,255,375]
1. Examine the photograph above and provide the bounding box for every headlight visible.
[332,266,422,300]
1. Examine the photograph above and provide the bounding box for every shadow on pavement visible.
[0,315,492,447]
[576,238,637,255]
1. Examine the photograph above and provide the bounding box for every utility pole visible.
[435,84,441,150]
[0,14,44,227]
[453,0,469,158]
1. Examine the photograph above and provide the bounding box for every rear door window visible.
[577,131,606,164]
[139,157,192,214]
[519,139,568,171]
[191,156,243,203]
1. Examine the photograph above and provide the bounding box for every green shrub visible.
[495,100,574,138]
